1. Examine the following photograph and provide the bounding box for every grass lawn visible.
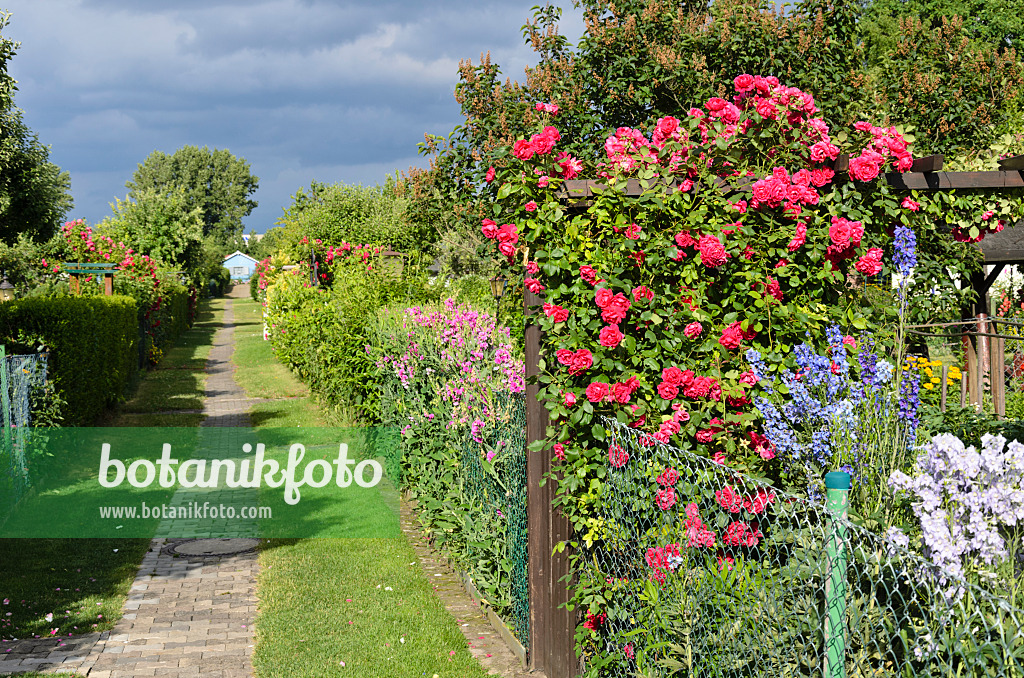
[250,322,490,677]
[231,298,310,400]
[254,539,490,678]
[0,296,226,646]
[111,298,221,419]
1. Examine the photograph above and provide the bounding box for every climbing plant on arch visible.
[479,74,1024,672]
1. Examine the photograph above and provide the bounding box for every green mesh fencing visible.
[584,418,1024,677]
[1,348,48,514]
[458,391,530,648]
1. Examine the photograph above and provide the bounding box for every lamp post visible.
[489,273,506,322]
[0,274,14,303]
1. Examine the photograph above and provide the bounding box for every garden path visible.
[0,287,545,678]
[0,296,259,677]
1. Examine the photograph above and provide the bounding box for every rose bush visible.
[473,74,1022,672]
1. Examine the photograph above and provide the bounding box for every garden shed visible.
[223,250,259,282]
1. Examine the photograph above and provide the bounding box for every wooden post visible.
[977,313,989,410]
[524,288,578,678]
[961,364,968,408]
[70,273,80,296]
[940,364,948,412]
[104,272,113,296]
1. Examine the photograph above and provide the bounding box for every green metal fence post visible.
[824,470,851,678]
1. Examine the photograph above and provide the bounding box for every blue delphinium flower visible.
[893,225,917,279]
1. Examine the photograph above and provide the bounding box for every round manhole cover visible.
[171,538,259,556]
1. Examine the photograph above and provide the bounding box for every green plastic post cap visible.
[824,471,851,490]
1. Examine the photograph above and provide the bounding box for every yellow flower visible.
[924,383,935,390]
[930,377,940,384]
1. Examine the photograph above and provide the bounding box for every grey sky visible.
[2,0,584,232]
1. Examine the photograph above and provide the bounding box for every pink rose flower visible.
[608,443,629,468]
[598,324,624,348]
[656,467,680,486]
[600,293,631,324]
[854,248,884,276]
[632,286,653,303]
[657,381,679,400]
[655,487,677,510]
[485,166,496,183]
[512,139,535,160]
[579,265,597,284]
[901,197,920,211]
[848,149,884,182]
[524,201,538,212]
[718,322,744,350]
[696,235,728,268]
[662,366,684,384]
[569,350,593,375]
[481,219,498,239]
[683,322,703,339]
[524,278,545,293]
[586,381,610,403]
[563,391,577,407]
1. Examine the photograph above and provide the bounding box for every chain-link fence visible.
[459,390,529,648]
[582,418,1024,677]
[1,347,48,514]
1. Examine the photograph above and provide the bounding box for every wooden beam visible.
[558,168,1024,200]
[998,155,1024,171]
[910,154,944,172]
[983,264,1007,296]
[885,171,1024,191]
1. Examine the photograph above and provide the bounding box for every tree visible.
[95,187,205,276]
[126,146,258,245]
[275,177,424,256]
[0,11,73,244]
[412,0,1022,255]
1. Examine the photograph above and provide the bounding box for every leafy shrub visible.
[265,254,432,422]
[276,178,432,256]
[0,295,139,425]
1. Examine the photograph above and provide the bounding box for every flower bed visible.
[371,300,530,645]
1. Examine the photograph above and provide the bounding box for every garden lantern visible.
[0,274,13,302]
[380,250,404,276]
[489,273,506,320]
[489,273,506,301]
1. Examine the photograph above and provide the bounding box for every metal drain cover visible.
[170,538,259,556]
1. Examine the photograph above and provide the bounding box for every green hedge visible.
[0,295,139,425]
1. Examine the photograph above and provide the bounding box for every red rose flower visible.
[655,487,677,510]
[599,324,624,348]
[657,381,679,400]
[586,381,611,403]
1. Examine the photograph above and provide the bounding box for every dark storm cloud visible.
[1,0,583,229]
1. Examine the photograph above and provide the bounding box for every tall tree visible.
[126,146,258,244]
[96,187,205,276]
[0,10,73,244]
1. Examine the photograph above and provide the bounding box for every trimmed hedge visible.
[0,295,139,425]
